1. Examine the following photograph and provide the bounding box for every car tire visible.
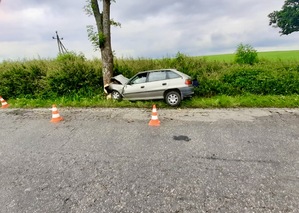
[165,90,181,107]
[111,90,122,100]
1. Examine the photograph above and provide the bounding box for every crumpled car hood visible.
[111,74,129,85]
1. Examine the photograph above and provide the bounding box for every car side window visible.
[129,73,147,84]
[148,71,167,82]
[167,71,181,79]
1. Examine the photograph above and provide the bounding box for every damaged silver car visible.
[105,69,195,107]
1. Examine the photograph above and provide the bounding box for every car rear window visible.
[167,71,181,79]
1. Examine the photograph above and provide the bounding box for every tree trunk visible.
[101,0,113,88]
[91,0,114,89]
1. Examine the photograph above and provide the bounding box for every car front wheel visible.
[111,90,122,100]
[165,91,181,107]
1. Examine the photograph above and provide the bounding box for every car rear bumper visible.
[180,87,194,99]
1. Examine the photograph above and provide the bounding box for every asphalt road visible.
[0,107,299,212]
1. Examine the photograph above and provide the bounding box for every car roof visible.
[140,69,176,73]
[148,69,190,78]
[139,68,188,75]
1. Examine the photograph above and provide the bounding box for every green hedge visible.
[0,53,298,99]
[47,56,102,98]
[0,62,47,98]
[0,54,103,99]
[221,67,299,95]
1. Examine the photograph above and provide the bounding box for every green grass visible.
[258,50,299,61]
[5,95,299,109]
[184,95,299,108]
[200,50,299,62]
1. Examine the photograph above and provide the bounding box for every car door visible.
[122,72,148,100]
[144,70,168,99]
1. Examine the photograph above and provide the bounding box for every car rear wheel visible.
[165,91,181,107]
[111,90,122,100]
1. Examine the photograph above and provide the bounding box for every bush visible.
[0,62,47,98]
[46,54,102,97]
[221,66,299,95]
[235,43,259,65]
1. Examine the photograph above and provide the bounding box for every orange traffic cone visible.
[50,104,63,123]
[0,96,9,108]
[149,104,160,126]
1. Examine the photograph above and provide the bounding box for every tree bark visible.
[91,0,114,89]
[101,0,113,87]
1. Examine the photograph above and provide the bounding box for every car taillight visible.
[185,79,192,85]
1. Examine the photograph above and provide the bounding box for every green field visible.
[200,50,299,62]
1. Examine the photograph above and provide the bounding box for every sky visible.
[0,0,298,61]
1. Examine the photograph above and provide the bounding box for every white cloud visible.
[0,0,298,61]
[0,41,55,60]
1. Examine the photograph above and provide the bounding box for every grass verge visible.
[5,95,299,109]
